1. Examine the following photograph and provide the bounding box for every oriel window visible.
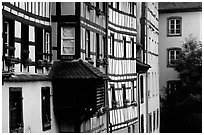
[61,27,75,56]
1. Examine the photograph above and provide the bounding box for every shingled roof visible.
[49,59,110,80]
[159,2,202,13]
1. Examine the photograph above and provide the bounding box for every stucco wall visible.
[2,81,59,133]
[159,11,202,91]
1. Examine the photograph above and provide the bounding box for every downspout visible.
[141,2,149,133]
[105,2,110,133]
[145,2,149,133]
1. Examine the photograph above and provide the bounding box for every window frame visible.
[131,38,134,58]
[3,18,15,58]
[167,16,182,36]
[44,32,51,61]
[41,87,51,131]
[96,33,100,60]
[111,84,116,108]
[110,33,114,57]
[167,80,182,96]
[167,47,181,67]
[153,111,156,132]
[141,114,144,133]
[149,113,152,133]
[61,27,75,56]
[123,36,126,58]
[85,29,90,59]
[122,84,127,106]
[140,75,144,104]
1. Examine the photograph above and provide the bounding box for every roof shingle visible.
[49,59,110,80]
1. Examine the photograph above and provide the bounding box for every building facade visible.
[158,2,202,98]
[2,2,58,133]
[145,2,160,133]
[50,2,109,133]
[2,2,160,133]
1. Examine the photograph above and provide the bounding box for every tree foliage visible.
[174,36,202,95]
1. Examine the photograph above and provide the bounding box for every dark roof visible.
[3,74,51,82]
[49,59,110,80]
[159,2,202,13]
[136,59,151,73]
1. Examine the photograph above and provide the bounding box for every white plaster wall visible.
[159,11,202,90]
[2,81,59,133]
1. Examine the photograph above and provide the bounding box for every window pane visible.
[170,19,174,25]
[63,27,75,37]
[176,19,180,24]
[62,40,75,55]
[170,24,174,29]
[170,30,174,34]
[176,29,180,34]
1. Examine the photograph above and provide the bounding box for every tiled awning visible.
[49,59,110,80]
[136,59,151,73]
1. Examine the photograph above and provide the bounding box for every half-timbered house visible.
[50,2,109,133]
[2,2,58,133]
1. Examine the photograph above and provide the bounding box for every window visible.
[168,17,182,36]
[9,87,23,133]
[22,23,29,63]
[123,36,126,58]
[132,124,135,133]
[111,84,116,108]
[102,3,106,13]
[140,76,144,103]
[157,109,159,129]
[44,32,50,61]
[167,80,182,96]
[149,113,152,133]
[129,2,134,15]
[35,27,43,62]
[167,48,181,67]
[41,87,51,131]
[116,2,119,10]
[61,27,75,56]
[153,111,156,132]
[3,18,15,58]
[85,30,90,58]
[102,36,105,58]
[96,33,100,60]
[131,81,135,101]
[110,33,114,57]
[141,114,144,133]
[131,38,134,58]
[96,2,99,9]
[128,126,131,133]
[122,84,126,106]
